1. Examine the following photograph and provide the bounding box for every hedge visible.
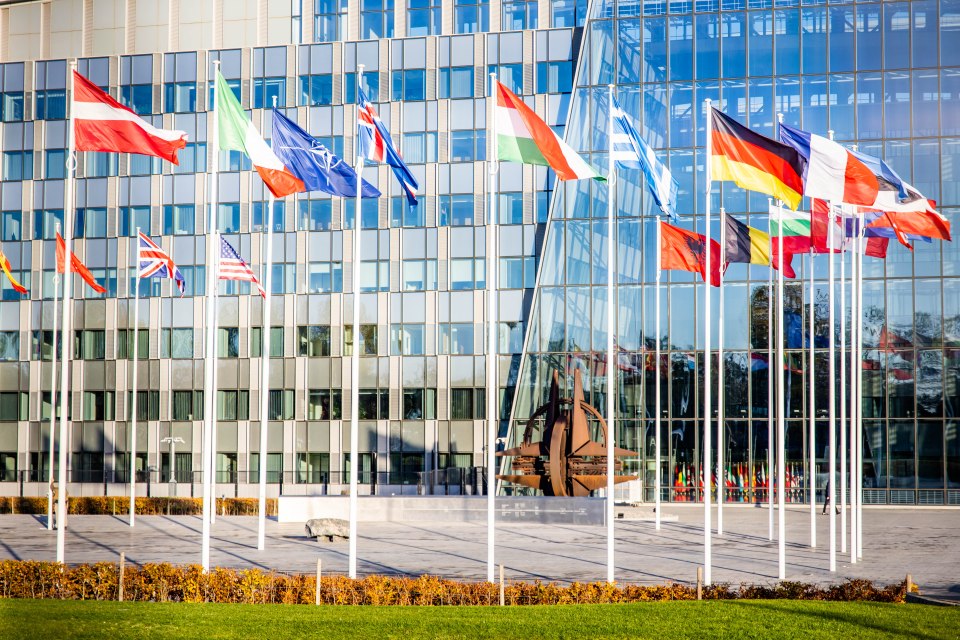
[0,497,277,517]
[0,561,908,606]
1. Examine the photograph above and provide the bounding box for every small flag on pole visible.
[56,232,106,293]
[659,220,721,287]
[138,232,185,295]
[0,249,27,294]
[610,95,678,220]
[73,71,187,164]
[723,215,770,266]
[358,88,419,204]
[218,236,265,298]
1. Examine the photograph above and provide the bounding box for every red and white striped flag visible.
[218,236,265,298]
[73,71,187,164]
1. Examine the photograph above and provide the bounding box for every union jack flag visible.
[137,231,185,295]
[218,236,265,298]
[357,87,419,205]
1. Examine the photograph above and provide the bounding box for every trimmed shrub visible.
[0,561,908,606]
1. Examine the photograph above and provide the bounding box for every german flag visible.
[660,221,721,287]
[710,109,806,211]
[723,215,770,266]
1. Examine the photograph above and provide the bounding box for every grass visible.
[1,599,957,640]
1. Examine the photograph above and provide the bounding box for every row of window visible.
[18,322,519,361]
[315,0,585,42]
[0,387,486,422]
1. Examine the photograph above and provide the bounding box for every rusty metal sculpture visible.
[497,369,638,497]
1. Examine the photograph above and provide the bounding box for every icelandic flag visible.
[271,109,380,199]
[611,96,678,220]
[357,87,419,205]
[778,123,878,207]
[138,232,185,295]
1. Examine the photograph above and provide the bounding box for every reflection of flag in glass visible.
[218,236,265,298]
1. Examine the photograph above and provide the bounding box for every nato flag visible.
[271,109,380,198]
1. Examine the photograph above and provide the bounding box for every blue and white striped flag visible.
[611,96,678,221]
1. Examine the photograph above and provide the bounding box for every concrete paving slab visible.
[0,506,957,598]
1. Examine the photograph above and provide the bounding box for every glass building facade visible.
[0,0,955,504]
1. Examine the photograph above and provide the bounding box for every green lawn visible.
[1,599,956,640]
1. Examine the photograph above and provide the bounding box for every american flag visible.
[357,87,419,205]
[218,236,265,298]
[138,231,185,295]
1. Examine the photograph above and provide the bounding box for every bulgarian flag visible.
[494,81,603,182]
[769,204,812,278]
[215,72,304,198]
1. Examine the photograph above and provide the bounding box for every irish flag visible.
[495,81,603,182]
[215,72,303,198]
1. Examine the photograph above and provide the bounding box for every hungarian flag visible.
[0,249,27,294]
[56,233,106,293]
[215,72,304,198]
[73,71,187,164]
[710,108,805,211]
[495,81,603,182]
[660,221,721,287]
[723,215,770,266]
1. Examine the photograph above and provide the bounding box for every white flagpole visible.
[841,209,853,564]
[47,231,60,531]
[808,247,815,548]
[775,114,786,581]
[856,212,864,560]
[56,60,77,564]
[257,184,276,552]
[767,203,773,541]
[129,230,141,527]
[201,60,222,572]
[703,98,713,586]
[486,71,500,584]
[605,84,616,584]
[717,207,725,537]
[348,63,365,580]
[776,199,786,580]
[827,201,837,573]
[655,216,662,531]
[839,211,847,557]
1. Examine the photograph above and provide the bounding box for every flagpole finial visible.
[777,112,784,124]
[272,95,278,109]
[827,129,835,141]
[705,98,712,110]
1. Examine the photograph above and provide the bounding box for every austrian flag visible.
[73,71,187,164]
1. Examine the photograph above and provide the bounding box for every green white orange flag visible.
[215,71,304,198]
[494,81,603,182]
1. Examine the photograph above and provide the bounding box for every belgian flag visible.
[710,108,806,211]
[723,215,770,266]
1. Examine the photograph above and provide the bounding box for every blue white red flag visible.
[138,231,185,295]
[611,95,678,220]
[357,87,419,205]
[218,236,265,298]
[778,123,878,206]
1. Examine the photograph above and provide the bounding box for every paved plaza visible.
[0,506,957,598]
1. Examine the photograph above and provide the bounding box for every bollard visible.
[499,564,505,606]
[696,567,703,601]
[316,559,322,606]
[118,552,125,602]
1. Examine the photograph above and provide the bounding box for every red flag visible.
[0,249,27,294]
[56,233,106,294]
[866,208,951,243]
[73,71,187,164]
[660,221,721,287]
[865,237,889,259]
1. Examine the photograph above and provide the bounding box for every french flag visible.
[73,71,187,165]
[779,123,878,207]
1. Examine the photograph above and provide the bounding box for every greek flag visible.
[611,96,678,221]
